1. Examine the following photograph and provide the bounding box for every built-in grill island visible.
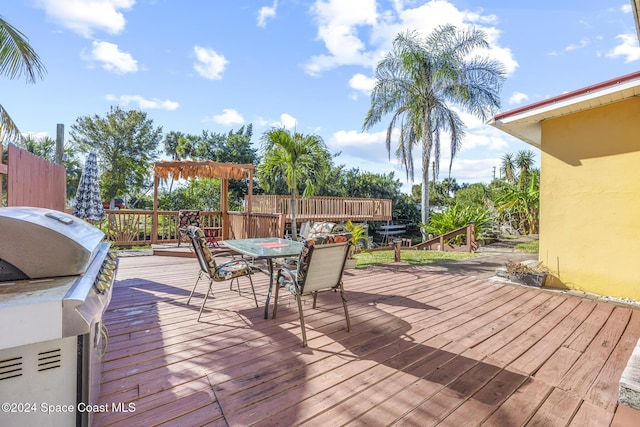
[0,207,118,427]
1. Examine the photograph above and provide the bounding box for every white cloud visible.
[35,0,134,38]
[330,129,387,147]
[606,34,640,63]
[270,113,297,128]
[212,109,245,125]
[105,94,179,110]
[305,0,379,75]
[305,0,518,77]
[621,4,632,14]
[193,46,228,80]
[349,73,376,95]
[509,91,529,105]
[564,38,589,52]
[257,1,277,28]
[86,41,138,74]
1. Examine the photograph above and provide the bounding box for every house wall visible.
[539,97,640,299]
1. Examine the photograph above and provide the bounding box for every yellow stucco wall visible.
[539,97,640,299]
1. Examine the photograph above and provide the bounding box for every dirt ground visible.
[423,235,539,280]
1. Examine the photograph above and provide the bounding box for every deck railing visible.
[95,209,284,246]
[411,223,477,252]
[247,195,392,223]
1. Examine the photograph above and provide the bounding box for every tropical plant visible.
[258,128,331,239]
[69,106,163,203]
[421,205,491,242]
[344,220,369,258]
[0,16,46,142]
[363,25,505,239]
[495,170,540,234]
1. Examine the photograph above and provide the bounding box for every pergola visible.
[152,160,255,241]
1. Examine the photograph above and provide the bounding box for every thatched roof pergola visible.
[152,160,255,241]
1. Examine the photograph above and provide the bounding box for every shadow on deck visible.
[95,255,640,426]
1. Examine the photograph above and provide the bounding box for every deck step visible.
[620,338,640,410]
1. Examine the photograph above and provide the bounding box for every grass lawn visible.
[514,240,539,253]
[354,249,482,268]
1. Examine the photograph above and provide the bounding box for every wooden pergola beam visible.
[151,160,256,244]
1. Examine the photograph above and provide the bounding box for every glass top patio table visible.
[223,238,304,319]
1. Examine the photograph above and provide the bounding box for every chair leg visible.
[272,279,281,319]
[312,291,318,309]
[187,271,204,305]
[296,294,308,347]
[197,279,214,322]
[340,283,351,332]
[247,274,258,308]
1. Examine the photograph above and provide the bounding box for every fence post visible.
[393,239,401,262]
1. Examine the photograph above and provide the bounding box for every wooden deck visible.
[95,255,640,426]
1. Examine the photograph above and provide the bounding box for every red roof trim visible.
[494,70,640,121]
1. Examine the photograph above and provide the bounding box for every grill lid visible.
[0,207,105,280]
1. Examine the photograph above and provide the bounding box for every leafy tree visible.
[454,182,491,210]
[363,26,504,239]
[197,125,259,206]
[69,106,163,204]
[159,178,222,211]
[343,168,401,200]
[258,128,331,239]
[0,16,46,142]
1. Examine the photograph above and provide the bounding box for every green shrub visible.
[421,205,491,242]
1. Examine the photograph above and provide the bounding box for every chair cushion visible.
[187,225,258,281]
[308,221,336,235]
[214,261,258,281]
[276,268,300,294]
[179,210,201,229]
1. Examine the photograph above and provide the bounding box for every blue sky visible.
[2,0,639,193]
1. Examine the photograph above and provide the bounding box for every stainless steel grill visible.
[0,207,118,427]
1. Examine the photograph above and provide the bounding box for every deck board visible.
[95,255,640,426]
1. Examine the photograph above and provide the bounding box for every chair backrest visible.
[298,221,312,239]
[179,210,201,229]
[187,226,216,277]
[297,235,352,295]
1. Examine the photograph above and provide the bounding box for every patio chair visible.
[178,210,201,247]
[186,226,260,321]
[273,235,352,347]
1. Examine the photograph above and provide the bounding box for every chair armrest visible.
[212,250,237,259]
[216,257,260,274]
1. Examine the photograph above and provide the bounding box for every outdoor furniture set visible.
[185,224,353,346]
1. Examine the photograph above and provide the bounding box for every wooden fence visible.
[1,144,66,210]
[247,195,392,223]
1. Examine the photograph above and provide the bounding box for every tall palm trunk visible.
[420,117,434,241]
[290,174,298,240]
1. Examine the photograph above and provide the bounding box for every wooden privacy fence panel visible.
[247,195,392,222]
[5,144,66,210]
[228,212,285,240]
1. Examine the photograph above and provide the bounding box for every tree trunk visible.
[420,134,433,242]
[290,187,298,240]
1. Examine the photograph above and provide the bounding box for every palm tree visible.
[162,131,186,193]
[515,149,535,188]
[258,128,330,239]
[363,25,504,240]
[0,16,46,142]
[500,153,516,184]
